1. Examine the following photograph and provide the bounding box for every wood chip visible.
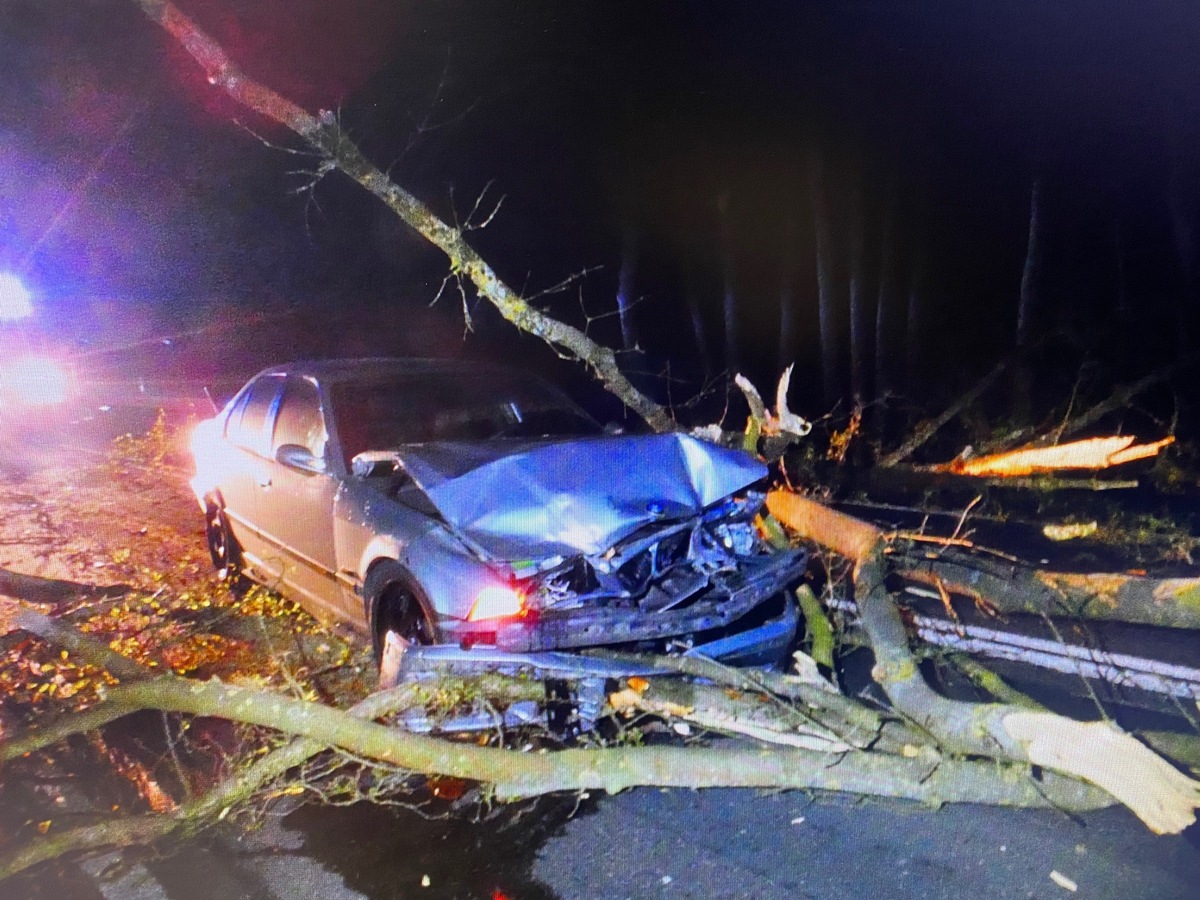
[1049,870,1078,892]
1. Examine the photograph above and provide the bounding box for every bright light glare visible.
[0,273,33,321]
[0,356,69,406]
[189,417,228,501]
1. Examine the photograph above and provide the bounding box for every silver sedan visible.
[190,359,803,680]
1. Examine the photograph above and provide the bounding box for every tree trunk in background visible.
[1167,170,1197,360]
[717,192,738,375]
[778,282,796,377]
[848,180,871,405]
[686,292,711,380]
[809,152,838,406]
[616,228,639,352]
[777,218,798,374]
[904,248,924,391]
[875,196,897,399]
[723,258,738,375]
[1013,179,1042,423]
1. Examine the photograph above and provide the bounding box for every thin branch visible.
[527,265,604,304]
[877,359,1008,467]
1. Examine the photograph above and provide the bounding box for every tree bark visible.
[874,197,896,399]
[717,193,739,375]
[904,247,925,390]
[777,218,798,375]
[685,292,711,380]
[848,180,871,405]
[891,549,1200,632]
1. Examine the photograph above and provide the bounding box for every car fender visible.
[358,525,502,626]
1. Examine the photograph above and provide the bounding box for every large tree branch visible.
[129,0,675,432]
[891,549,1200,632]
[765,488,1200,834]
[1,599,1114,879]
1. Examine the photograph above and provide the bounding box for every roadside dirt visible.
[0,412,374,697]
[0,411,375,858]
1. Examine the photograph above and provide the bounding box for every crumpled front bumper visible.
[393,588,800,734]
[464,545,806,658]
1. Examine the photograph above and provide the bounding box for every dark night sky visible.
[3,0,1200,417]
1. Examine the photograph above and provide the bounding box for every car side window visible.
[228,376,281,456]
[272,378,327,461]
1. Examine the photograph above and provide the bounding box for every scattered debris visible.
[1042,521,1098,541]
[1049,870,1078,892]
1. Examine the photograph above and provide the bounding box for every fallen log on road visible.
[0,597,1117,881]
[890,547,1200,632]
[765,488,1200,835]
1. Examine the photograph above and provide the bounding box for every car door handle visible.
[256,473,272,488]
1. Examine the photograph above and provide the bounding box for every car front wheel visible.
[366,562,438,687]
[204,501,242,583]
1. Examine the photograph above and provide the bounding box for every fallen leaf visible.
[608,688,643,712]
[1042,521,1098,542]
[427,775,469,801]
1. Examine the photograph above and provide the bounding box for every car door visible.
[219,374,283,569]
[254,376,343,622]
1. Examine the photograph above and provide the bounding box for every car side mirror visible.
[276,443,326,473]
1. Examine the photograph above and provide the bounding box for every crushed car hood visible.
[390,433,766,560]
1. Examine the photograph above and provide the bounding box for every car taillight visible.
[467,585,527,622]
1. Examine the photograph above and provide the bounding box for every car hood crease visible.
[390,433,767,560]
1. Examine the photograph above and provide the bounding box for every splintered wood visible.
[1003,712,1200,835]
[931,435,1174,478]
[766,486,1200,834]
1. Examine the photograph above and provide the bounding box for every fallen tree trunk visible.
[890,548,1200,632]
[927,436,1174,478]
[765,488,1200,834]
[1,599,1117,880]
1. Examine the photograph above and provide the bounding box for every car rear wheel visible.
[205,501,242,583]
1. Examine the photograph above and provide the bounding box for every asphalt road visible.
[49,782,1200,900]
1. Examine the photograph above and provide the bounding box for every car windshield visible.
[331,370,601,463]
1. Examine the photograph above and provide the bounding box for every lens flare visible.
[0,273,33,321]
[0,356,69,406]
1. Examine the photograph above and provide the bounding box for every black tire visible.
[365,561,438,663]
[205,501,243,583]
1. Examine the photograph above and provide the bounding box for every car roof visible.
[252,357,523,384]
